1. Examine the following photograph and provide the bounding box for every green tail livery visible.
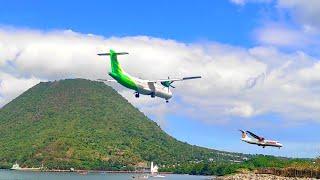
[98,49,201,103]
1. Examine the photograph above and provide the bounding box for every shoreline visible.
[5,168,174,174]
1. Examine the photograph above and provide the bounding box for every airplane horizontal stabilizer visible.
[98,52,129,56]
[97,79,117,82]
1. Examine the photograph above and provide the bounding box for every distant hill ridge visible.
[0,79,249,170]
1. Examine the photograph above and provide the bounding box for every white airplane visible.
[239,130,283,149]
[97,49,201,103]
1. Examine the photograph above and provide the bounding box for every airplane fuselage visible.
[241,137,283,148]
[109,72,172,100]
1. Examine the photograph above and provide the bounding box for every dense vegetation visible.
[0,79,249,170]
[160,155,317,176]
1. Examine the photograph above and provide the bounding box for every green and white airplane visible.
[97,49,201,103]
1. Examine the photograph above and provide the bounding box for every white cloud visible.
[255,0,320,48]
[0,72,40,107]
[230,0,320,48]
[230,0,320,31]
[230,0,272,5]
[227,102,255,117]
[1,27,320,125]
[254,23,313,47]
[278,0,320,30]
[298,62,320,83]
[230,0,246,5]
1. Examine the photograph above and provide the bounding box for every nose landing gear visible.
[135,92,140,98]
[166,100,169,103]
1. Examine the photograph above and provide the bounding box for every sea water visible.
[0,170,213,180]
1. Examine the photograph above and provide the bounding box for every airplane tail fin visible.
[239,130,247,138]
[98,49,128,74]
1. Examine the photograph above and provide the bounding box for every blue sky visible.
[0,0,263,45]
[1,0,320,158]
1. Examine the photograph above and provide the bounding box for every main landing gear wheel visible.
[166,100,169,103]
[151,92,155,98]
[135,92,139,98]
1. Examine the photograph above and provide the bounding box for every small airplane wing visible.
[246,131,264,141]
[97,79,117,82]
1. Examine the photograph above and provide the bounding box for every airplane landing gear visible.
[166,100,169,103]
[135,92,139,98]
[263,146,265,148]
[151,92,155,98]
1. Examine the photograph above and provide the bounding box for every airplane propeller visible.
[161,77,175,92]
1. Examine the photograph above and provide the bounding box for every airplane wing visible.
[97,79,117,82]
[148,76,202,83]
[246,131,264,141]
[147,76,201,88]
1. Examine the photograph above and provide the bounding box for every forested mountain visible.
[0,79,249,170]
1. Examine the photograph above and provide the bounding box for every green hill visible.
[0,79,249,170]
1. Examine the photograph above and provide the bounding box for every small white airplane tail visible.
[239,130,247,139]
